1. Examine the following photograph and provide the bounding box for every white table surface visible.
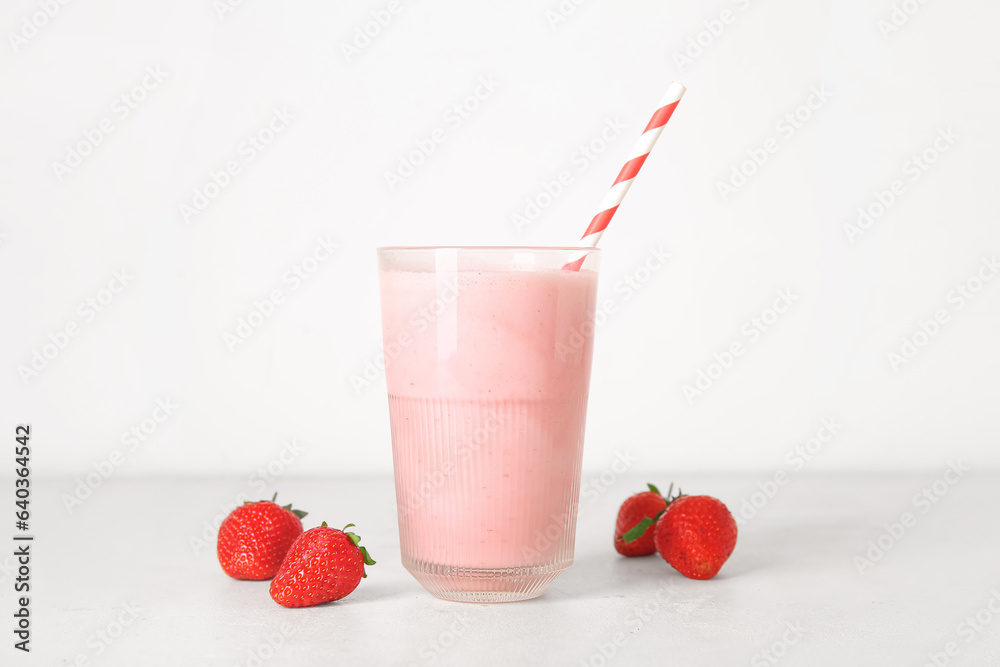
[16,473,1000,666]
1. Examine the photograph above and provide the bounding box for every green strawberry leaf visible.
[242,493,309,519]
[623,483,689,543]
[623,508,666,543]
[341,524,375,576]
[277,500,307,519]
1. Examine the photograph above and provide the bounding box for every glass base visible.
[405,560,571,603]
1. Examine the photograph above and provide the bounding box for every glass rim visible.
[377,245,602,253]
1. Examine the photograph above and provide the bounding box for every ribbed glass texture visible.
[378,247,600,602]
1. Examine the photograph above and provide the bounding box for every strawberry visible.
[653,495,737,580]
[618,483,686,556]
[614,483,668,556]
[270,522,376,608]
[217,494,307,581]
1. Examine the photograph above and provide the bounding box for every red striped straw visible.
[565,82,686,270]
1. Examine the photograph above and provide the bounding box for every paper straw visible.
[564,82,686,270]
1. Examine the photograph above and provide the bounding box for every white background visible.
[2,0,999,481]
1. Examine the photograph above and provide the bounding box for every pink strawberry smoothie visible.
[380,265,598,585]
